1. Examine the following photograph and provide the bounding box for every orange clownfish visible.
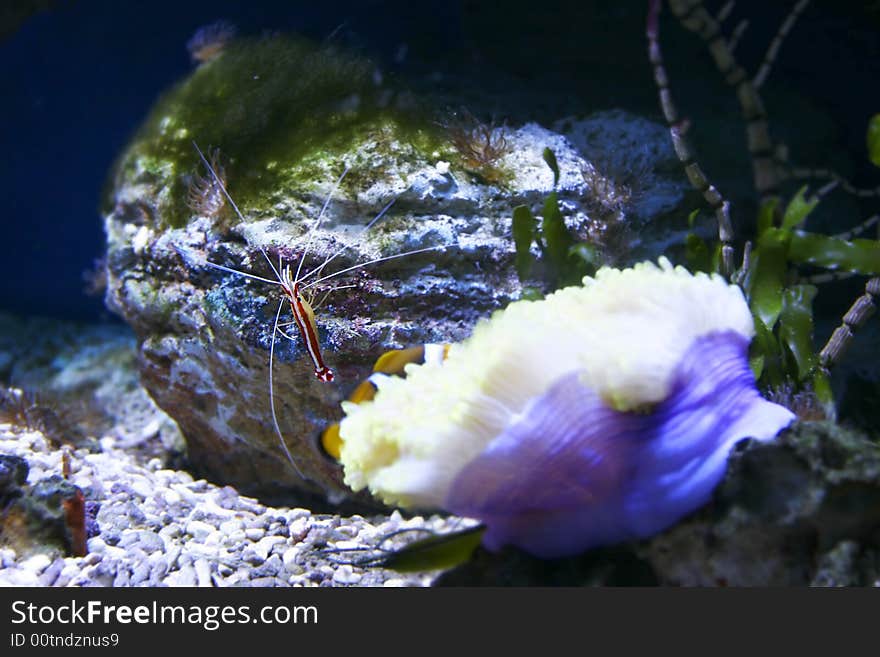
[320,344,450,460]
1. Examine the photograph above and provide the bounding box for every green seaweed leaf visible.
[379,526,486,573]
[757,198,780,236]
[778,284,818,381]
[747,227,790,330]
[685,234,711,273]
[751,313,782,388]
[542,191,577,284]
[543,147,560,188]
[685,209,712,272]
[781,186,819,230]
[512,204,538,280]
[868,113,880,168]
[812,369,836,421]
[568,243,601,276]
[789,231,880,275]
[519,287,545,301]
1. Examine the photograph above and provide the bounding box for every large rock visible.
[102,35,687,504]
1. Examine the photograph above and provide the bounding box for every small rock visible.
[281,547,300,571]
[165,545,182,569]
[219,519,243,535]
[167,564,197,587]
[332,565,362,585]
[128,475,153,498]
[240,548,264,566]
[253,536,286,561]
[247,576,283,587]
[38,558,66,586]
[194,558,212,587]
[135,530,165,553]
[244,527,264,541]
[159,523,182,540]
[250,554,283,578]
[186,520,215,541]
[0,548,17,568]
[130,561,152,586]
[20,553,52,574]
[81,552,102,566]
[55,563,79,588]
[113,568,131,587]
[0,568,40,586]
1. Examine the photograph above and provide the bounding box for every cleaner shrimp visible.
[182,142,445,481]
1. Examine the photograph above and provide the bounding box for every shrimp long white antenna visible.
[192,140,350,285]
[192,141,282,283]
[268,299,307,481]
[298,193,401,286]
[302,244,446,291]
[293,165,351,281]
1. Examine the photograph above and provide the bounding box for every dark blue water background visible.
[1,0,878,322]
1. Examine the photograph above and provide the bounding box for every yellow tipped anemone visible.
[338,258,758,510]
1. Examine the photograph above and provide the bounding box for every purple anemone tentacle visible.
[444,330,796,558]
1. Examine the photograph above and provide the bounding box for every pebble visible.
[250,554,283,578]
[38,558,65,586]
[136,530,165,553]
[240,548,264,566]
[332,565,362,585]
[282,547,300,571]
[219,519,243,534]
[165,545,182,569]
[0,423,475,588]
[253,536,286,561]
[167,564,197,587]
[186,520,215,541]
[194,558,213,587]
[55,563,79,588]
[130,561,152,586]
[0,548,17,568]
[113,568,131,587]
[244,527,264,541]
[247,576,284,587]
[0,568,40,586]
[129,475,153,498]
[20,553,52,574]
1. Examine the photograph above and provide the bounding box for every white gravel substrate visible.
[0,425,476,587]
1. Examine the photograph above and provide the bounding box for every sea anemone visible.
[337,258,796,558]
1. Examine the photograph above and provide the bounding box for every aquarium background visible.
[2,0,880,590]
[1,0,878,322]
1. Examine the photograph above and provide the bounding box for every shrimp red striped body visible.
[278,263,334,382]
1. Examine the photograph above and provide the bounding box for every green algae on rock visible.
[107,34,450,229]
